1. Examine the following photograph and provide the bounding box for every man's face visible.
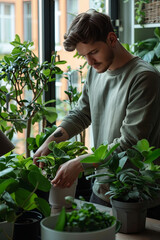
[76,40,115,73]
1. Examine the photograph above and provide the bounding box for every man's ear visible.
[106,32,117,47]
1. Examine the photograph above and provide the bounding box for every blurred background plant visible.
[0,35,66,157]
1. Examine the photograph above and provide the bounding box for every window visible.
[0,3,15,54]
[55,0,60,50]
[67,0,78,30]
[23,1,32,41]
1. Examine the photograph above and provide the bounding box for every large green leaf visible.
[35,197,51,217]
[0,178,18,194]
[28,171,51,192]
[13,188,37,210]
[143,50,155,63]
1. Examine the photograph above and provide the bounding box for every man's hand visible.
[51,157,84,188]
[33,127,69,168]
[33,141,51,168]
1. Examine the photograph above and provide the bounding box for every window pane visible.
[0,3,14,53]
[67,0,78,30]
[0,0,39,155]
[24,2,32,41]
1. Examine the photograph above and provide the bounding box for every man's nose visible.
[85,55,94,66]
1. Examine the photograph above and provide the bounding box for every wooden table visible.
[51,200,160,240]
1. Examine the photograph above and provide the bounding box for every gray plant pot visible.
[41,215,116,240]
[111,199,147,233]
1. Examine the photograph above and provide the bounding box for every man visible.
[33,10,160,208]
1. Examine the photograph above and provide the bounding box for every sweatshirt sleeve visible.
[59,80,91,139]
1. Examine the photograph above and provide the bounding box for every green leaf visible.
[144,148,160,164]
[54,206,66,231]
[35,197,51,217]
[81,155,101,163]
[127,149,144,169]
[155,42,160,58]
[43,69,50,76]
[28,171,51,192]
[0,178,17,194]
[14,34,21,43]
[13,188,37,210]
[134,139,150,152]
[0,167,14,177]
[104,143,120,159]
[10,104,17,113]
[55,60,67,65]
[43,99,56,106]
[143,50,155,63]
[45,111,58,123]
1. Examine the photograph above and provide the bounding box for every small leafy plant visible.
[54,197,117,232]
[37,140,88,180]
[0,153,51,223]
[82,139,160,202]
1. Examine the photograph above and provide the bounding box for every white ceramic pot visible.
[41,215,116,240]
[0,221,14,240]
[49,180,78,208]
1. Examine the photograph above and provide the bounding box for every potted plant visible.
[81,139,160,233]
[0,152,51,240]
[0,34,66,157]
[41,197,120,240]
[123,27,160,70]
[37,140,88,209]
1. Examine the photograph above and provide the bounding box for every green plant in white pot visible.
[37,140,88,209]
[81,139,160,233]
[0,153,51,239]
[41,196,120,240]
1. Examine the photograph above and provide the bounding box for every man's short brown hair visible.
[63,9,114,52]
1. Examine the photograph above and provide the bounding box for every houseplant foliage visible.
[37,140,88,181]
[83,139,160,202]
[41,197,119,240]
[124,0,149,25]
[123,27,160,66]
[0,34,66,156]
[37,140,88,208]
[27,125,57,154]
[0,152,51,224]
[55,197,116,232]
[82,139,160,233]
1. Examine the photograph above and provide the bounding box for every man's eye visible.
[91,51,97,55]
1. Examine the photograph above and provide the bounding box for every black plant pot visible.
[13,211,43,240]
